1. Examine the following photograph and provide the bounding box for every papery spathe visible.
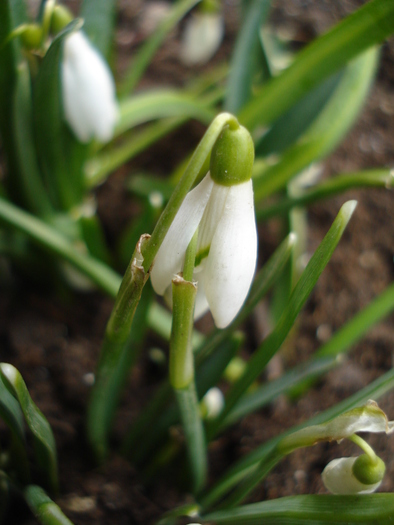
[62,31,118,143]
[150,173,257,328]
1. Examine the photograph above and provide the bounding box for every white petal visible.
[322,457,382,495]
[62,31,118,143]
[204,180,257,328]
[197,181,230,255]
[150,174,213,295]
[180,13,224,66]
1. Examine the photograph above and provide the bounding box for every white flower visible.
[62,31,118,143]
[150,173,257,328]
[322,457,382,495]
[201,387,225,419]
[180,12,224,66]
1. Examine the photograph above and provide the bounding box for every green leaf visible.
[255,70,343,156]
[224,0,272,113]
[221,355,340,428]
[85,117,186,187]
[0,194,178,342]
[239,0,394,130]
[253,47,378,201]
[203,494,394,524]
[256,169,393,221]
[115,90,215,137]
[208,201,357,436]
[80,0,116,60]
[25,485,75,525]
[86,281,152,463]
[0,364,58,493]
[13,60,53,216]
[0,0,28,203]
[0,371,30,484]
[33,19,86,210]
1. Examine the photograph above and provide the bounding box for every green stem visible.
[348,434,378,464]
[170,253,207,492]
[87,235,150,463]
[175,383,207,494]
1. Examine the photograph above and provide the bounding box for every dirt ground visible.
[1,1,394,524]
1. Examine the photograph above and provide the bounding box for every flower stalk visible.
[169,231,207,493]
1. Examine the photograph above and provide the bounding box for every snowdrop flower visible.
[151,124,257,329]
[322,456,385,495]
[180,11,224,66]
[62,31,118,143]
[201,387,225,419]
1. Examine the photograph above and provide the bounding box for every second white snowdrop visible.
[151,122,257,329]
[62,30,118,143]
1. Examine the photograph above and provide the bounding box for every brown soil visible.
[1,1,394,524]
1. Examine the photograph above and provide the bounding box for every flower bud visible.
[20,24,42,49]
[200,387,224,419]
[322,456,384,495]
[210,124,254,186]
[51,5,74,34]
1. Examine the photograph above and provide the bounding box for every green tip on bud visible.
[352,454,386,486]
[20,24,42,49]
[51,5,74,34]
[210,123,254,187]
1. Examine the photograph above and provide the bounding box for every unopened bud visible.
[20,24,42,49]
[51,5,74,34]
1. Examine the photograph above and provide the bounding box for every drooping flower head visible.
[61,30,118,143]
[150,123,257,329]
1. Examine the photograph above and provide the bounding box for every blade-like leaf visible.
[115,90,215,137]
[225,0,272,113]
[239,0,394,130]
[25,485,75,525]
[80,0,116,60]
[208,201,357,436]
[203,494,394,524]
[0,0,27,203]
[255,70,343,156]
[253,47,378,201]
[256,169,394,221]
[0,364,58,493]
[33,19,86,210]
[0,372,30,483]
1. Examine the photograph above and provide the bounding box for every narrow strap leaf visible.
[80,0,116,60]
[203,493,394,524]
[239,0,394,129]
[24,485,75,525]
[0,364,58,494]
[208,201,357,436]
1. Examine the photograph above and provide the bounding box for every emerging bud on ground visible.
[61,31,119,143]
